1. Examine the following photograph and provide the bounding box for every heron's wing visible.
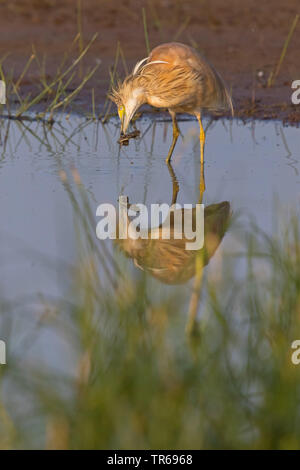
[147,42,233,114]
[140,64,204,109]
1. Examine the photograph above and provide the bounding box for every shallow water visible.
[0,113,300,435]
[0,115,298,359]
[0,114,299,299]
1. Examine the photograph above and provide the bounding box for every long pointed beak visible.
[121,114,131,135]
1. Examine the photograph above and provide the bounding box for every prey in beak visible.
[117,104,140,145]
[109,77,145,144]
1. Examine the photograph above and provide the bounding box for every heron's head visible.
[110,78,146,135]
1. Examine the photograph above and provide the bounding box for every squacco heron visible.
[110,42,233,195]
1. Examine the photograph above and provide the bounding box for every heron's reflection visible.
[116,201,229,285]
[115,163,230,285]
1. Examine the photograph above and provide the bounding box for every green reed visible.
[0,169,299,449]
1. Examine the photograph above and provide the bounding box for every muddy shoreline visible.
[0,0,300,123]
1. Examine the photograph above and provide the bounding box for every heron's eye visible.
[118,105,125,120]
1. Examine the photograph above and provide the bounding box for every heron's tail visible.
[212,68,234,117]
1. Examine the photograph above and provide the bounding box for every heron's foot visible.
[165,150,173,164]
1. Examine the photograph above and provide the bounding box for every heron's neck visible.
[131,86,146,106]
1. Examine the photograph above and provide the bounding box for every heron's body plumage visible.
[110,41,233,198]
[145,42,232,115]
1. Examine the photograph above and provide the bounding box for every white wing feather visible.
[132,57,149,75]
[141,60,169,71]
[132,59,169,76]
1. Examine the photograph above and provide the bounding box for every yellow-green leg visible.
[166,110,179,163]
[196,112,206,203]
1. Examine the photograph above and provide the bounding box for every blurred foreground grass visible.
[0,173,300,450]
